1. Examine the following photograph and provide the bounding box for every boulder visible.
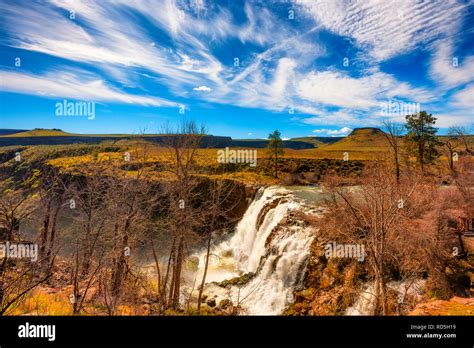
[218,299,232,309]
[206,298,216,307]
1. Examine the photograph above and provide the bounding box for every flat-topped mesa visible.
[0,129,315,149]
[348,127,385,136]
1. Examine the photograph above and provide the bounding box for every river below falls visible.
[143,185,424,315]
[183,185,324,315]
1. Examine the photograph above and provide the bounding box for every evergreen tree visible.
[267,130,284,178]
[405,111,441,171]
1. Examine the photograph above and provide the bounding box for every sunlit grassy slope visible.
[2,129,73,137]
[286,128,390,160]
[290,136,342,147]
[317,128,390,151]
[0,129,165,138]
[4,128,473,165]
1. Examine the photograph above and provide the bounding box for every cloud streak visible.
[0,0,472,130]
[313,127,352,136]
[0,70,177,107]
[297,0,467,61]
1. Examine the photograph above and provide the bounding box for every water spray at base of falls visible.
[345,280,426,315]
[191,186,318,315]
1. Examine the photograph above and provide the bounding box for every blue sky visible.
[0,0,473,138]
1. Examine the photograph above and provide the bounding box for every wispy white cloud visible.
[1,0,223,89]
[0,0,471,130]
[297,0,467,61]
[297,70,434,109]
[298,71,378,108]
[0,0,300,108]
[193,85,212,92]
[0,70,177,107]
[313,127,352,136]
[430,40,474,89]
[427,84,474,128]
[451,84,474,109]
[301,109,367,126]
[427,113,473,128]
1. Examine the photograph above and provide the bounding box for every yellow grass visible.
[2,129,72,137]
[10,287,145,315]
[46,144,386,173]
[9,287,72,315]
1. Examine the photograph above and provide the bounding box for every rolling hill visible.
[0,129,314,149]
[318,127,391,152]
[1,128,472,156]
[289,136,343,147]
[0,129,28,136]
[1,128,73,137]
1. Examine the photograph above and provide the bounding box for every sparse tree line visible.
[0,121,244,315]
[0,114,472,316]
[383,111,472,178]
[317,112,473,315]
[269,111,471,181]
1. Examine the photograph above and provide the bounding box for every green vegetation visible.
[405,111,442,170]
[267,130,285,178]
[0,113,473,317]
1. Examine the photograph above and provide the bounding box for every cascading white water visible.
[345,280,426,315]
[194,186,317,315]
[186,185,428,316]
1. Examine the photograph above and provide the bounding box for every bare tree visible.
[0,179,37,243]
[383,121,404,181]
[70,240,104,315]
[451,126,472,155]
[0,254,54,315]
[68,166,108,276]
[321,161,436,315]
[0,172,40,313]
[102,172,158,313]
[196,178,242,314]
[153,119,208,311]
[37,167,70,268]
[440,128,464,172]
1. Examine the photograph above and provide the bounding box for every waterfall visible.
[194,186,317,315]
[345,280,426,315]
[188,185,427,316]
